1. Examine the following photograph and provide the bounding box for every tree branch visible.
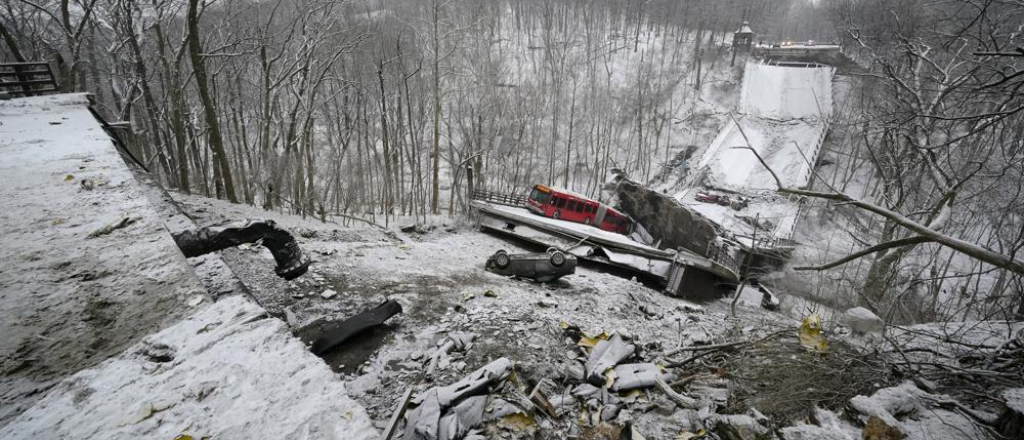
[794,236,935,271]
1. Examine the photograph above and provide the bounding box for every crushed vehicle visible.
[485,247,576,282]
[694,191,718,203]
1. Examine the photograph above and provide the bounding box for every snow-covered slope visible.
[0,94,377,438]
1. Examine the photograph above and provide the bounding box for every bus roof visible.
[544,185,592,201]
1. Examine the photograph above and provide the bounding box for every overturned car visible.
[485,247,576,282]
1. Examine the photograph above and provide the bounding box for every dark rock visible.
[611,177,718,256]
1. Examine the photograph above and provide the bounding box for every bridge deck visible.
[472,201,739,283]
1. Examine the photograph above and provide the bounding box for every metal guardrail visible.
[706,241,741,276]
[471,189,527,207]
[0,62,59,97]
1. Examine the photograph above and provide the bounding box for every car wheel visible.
[552,210,561,219]
[549,251,566,267]
[493,250,510,269]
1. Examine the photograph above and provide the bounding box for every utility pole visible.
[731,212,759,316]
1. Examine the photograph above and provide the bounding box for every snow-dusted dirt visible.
[0,94,207,425]
[172,194,792,434]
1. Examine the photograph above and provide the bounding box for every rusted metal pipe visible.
[172,219,311,280]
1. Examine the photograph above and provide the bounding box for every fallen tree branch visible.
[662,330,788,358]
[731,134,1024,275]
[655,376,698,409]
[795,236,936,271]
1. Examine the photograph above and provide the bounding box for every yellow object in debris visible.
[604,368,617,388]
[497,412,537,433]
[577,332,610,349]
[675,429,706,439]
[64,174,74,181]
[798,314,829,352]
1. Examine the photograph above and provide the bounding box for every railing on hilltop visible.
[471,189,527,208]
[0,62,59,97]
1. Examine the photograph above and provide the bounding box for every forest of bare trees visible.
[1,0,1022,322]
[787,0,1024,322]
[0,0,818,221]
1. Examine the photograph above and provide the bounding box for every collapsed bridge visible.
[470,191,741,300]
[683,60,836,250]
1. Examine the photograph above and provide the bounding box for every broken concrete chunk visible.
[437,396,487,440]
[403,389,442,440]
[402,360,517,440]
[600,404,621,421]
[572,383,602,400]
[320,289,337,299]
[841,307,884,335]
[584,333,636,385]
[485,399,523,421]
[706,414,769,440]
[427,332,477,375]
[849,381,928,427]
[434,357,513,407]
[608,363,675,392]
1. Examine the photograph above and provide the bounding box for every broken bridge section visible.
[699,60,835,194]
[470,199,740,300]
[681,61,836,256]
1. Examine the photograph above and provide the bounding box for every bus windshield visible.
[530,188,551,204]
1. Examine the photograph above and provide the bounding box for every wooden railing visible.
[471,189,528,207]
[0,62,59,97]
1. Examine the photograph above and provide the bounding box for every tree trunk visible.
[186,0,237,203]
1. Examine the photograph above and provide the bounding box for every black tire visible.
[550,251,566,267]
[493,250,511,269]
[552,210,561,219]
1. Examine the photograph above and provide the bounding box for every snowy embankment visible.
[0,94,377,438]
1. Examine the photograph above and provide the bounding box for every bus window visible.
[557,198,567,208]
[575,203,584,213]
[567,200,576,211]
[530,188,551,204]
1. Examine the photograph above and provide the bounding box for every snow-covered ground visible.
[0,94,377,438]
[4,295,376,440]
[0,94,207,424]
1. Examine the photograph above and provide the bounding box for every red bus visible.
[525,184,633,235]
